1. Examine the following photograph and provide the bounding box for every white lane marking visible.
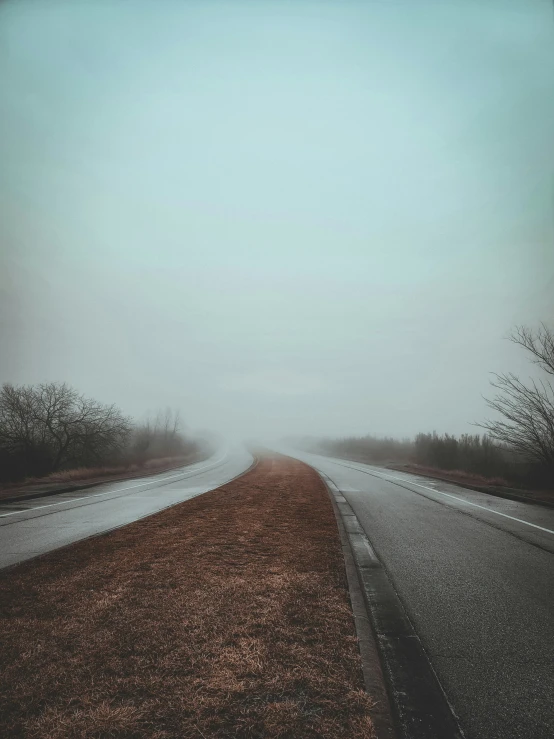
[329,461,554,536]
[0,454,228,519]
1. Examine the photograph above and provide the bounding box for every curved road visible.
[285,449,554,739]
[0,446,253,570]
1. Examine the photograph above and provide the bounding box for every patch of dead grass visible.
[0,456,200,499]
[0,456,374,738]
[391,463,554,504]
[396,463,509,487]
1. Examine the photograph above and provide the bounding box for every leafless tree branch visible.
[477,324,554,469]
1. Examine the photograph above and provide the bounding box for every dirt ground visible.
[0,455,374,738]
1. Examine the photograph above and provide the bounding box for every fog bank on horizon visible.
[1,0,553,443]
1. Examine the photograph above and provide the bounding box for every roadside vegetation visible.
[0,382,208,486]
[294,323,554,491]
[293,432,516,485]
[0,456,374,739]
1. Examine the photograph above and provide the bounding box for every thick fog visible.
[1,0,553,443]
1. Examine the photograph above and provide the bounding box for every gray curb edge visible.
[322,471,396,739]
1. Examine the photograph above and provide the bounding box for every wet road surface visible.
[285,449,554,739]
[0,447,253,569]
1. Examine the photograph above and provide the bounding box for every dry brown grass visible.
[0,456,199,500]
[393,463,554,506]
[40,457,190,483]
[0,456,374,739]
[395,463,509,487]
[39,464,141,483]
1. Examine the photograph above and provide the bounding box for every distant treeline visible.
[294,432,547,487]
[0,382,208,483]
[317,435,413,464]
[414,433,550,487]
[414,433,510,480]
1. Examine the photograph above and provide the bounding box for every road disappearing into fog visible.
[0,447,253,570]
[2,444,552,737]
[285,449,554,739]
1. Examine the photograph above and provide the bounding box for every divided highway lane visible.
[285,450,554,739]
[0,446,253,570]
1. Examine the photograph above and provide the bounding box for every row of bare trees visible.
[413,433,510,479]
[316,435,413,465]
[131,408,191,465]
[0,383,201,482]
[301,432,513,481]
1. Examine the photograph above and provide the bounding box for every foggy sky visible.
[1,0,553,442]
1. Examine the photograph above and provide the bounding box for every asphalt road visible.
[285,449,554,739]
[0,446,253,570]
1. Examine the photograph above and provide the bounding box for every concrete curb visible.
[322,473,396,739]
[319,469,465,739]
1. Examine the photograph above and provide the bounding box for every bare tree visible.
[509,323,554,376]
[0,382,131,477]
[0,384,54,476]
[479,325,554,468]
[130,407,186,465]
[58,392,132,469]
[131,420,154,466]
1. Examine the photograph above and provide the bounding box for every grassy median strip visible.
[0,456,374,738]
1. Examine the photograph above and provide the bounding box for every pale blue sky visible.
[1,0,553,439]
